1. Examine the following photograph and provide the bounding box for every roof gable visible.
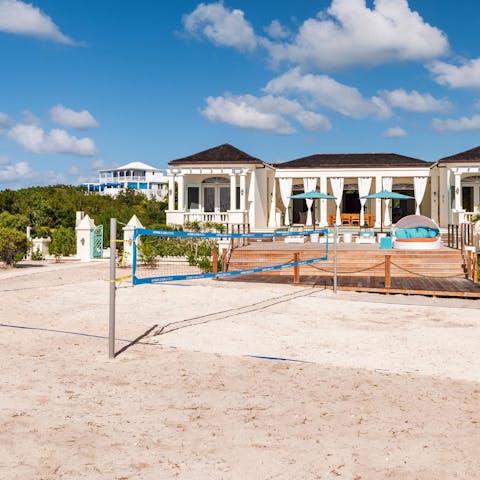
[438,146,480,163]
[169,144,264,166]
[274,153,430,169]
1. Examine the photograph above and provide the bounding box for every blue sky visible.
[1,0,480,189]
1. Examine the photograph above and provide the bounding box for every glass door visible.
[203,187,215,212]
[219,187,230,212]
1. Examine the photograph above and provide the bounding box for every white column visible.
[319,176,328,227]
[240,173,247,211]
[474,182,480,212]
[430,171,439,224]
[168,174,175,211]
[374,175,382,228]
[177,174,185,211]
[268,176,277,228]
[454,173,462,211]
[230,173,237,210]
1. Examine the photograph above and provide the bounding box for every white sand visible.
[0,261,479,479]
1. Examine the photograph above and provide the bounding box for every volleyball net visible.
[131,228,330,285]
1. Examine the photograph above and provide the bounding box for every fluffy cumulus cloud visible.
[383,126,408,138]
[379,89,451,112]
[264,20,290,39]
[0,0,76,44]
[428,58,480,88]
[265,68,391,119]
[183,2,256,51]
[201,93,331,134]
[0,156,34,182]
[50,104,99,129]
[7,124,97,156]
[433,115,480,132]
[261,0,449,70]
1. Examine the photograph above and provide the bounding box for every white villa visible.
[84,161,168,200]
[165,144,480,231]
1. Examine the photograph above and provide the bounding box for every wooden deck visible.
[224,242,480,298]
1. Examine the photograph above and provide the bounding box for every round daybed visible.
[393,215,441,250]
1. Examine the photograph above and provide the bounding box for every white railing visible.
[456,211,479,224]
[185,212,229,223]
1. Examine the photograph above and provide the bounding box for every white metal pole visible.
[109,218,117,359]
[333,224,338,293]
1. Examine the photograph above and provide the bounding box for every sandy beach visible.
[1,260,479,479]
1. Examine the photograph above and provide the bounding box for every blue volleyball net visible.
[131,228,330,285]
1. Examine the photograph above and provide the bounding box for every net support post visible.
[212,248,218,274]
[333,225,338,293]
[384,254,391,290]
[109,218,117,359]
[293,252,300,284]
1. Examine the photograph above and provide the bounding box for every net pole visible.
[333,224,338,293]
[108,218,117,359]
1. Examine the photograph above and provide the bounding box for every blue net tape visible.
[132,228,329,285]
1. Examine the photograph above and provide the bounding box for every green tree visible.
[49,227,76,261]
[0,228,28,266]
[0,211,30,231]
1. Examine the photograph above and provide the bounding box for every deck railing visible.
[447,223,475,250]
[184,212,229,223]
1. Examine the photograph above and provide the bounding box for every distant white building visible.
[84,161,168,200]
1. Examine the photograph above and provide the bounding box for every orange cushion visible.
[395,237,438,242]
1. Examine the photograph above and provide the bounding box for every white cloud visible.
[265,68,391,119]
[183,2,256,51]
[0,159,34,182]
[294,110,331,131]
[428,58,480,88]
[383,126,408,137]
[21,109,41,126]
[50,104,99,129]
[0,0,76,45]
[7,124,97,156]
[261,0,448,70]
[379,89,451,112]
[265,20,290,39]
[0,154,10,165]
[201,93,331,134]
[433,115,480,132]
[0,112,11,126]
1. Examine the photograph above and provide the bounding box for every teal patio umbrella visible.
[361,190,414,232]
[290,190,337,226]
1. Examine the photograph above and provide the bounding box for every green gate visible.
[90,225,104,259]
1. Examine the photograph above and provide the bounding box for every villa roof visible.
[438,146,480,164]
[273,153,430,169]
[169,144,265,166]
[99,161,159,172]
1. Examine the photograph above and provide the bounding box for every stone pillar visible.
[230,173,237,210]
[319,176,328,227]
[454,173,462,211]
[374,175,382,228]
[75,214,95,262]
[123,214,144,265]
[168,174,175,211]
[240,173,247,211]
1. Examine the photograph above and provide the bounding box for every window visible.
[187,186,200,210]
